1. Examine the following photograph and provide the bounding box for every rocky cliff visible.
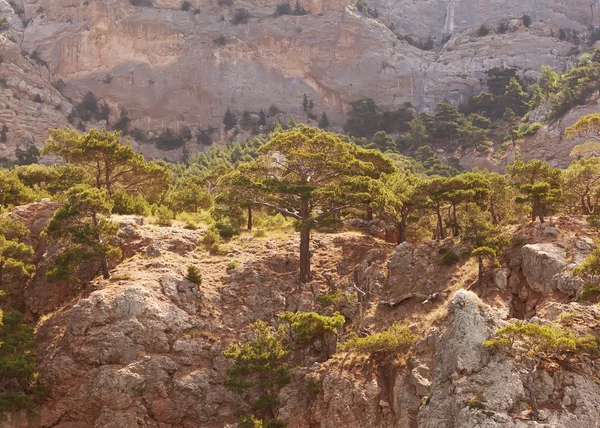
[3,205,600,428]
[0,0,598,160]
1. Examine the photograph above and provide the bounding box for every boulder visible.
[521,244,567,294]
[493,268,511,290]
[549,269,585,297]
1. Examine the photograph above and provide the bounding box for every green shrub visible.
[517,122,542,137]
[339,323,415,359]
[0,310,49,414]
[441,250,460,265]
[153,205,174,226]
[587,215,600,230]
[315,290,352,307]
[232,8,249,24]
[466,395,486,410]
[224,321,290,422]
[254,229,266,238]
[522,15,531,28]
[279,311,344,344]
[203,228,220,249]
[112,190,150,215]
[209,242,223,254]
[275,3,291,15]
[185,265,202,285]
[216,221,239,238]
[239,417,287,428]
[306,377,321,393]
[578,283,600,303]
[227,260,240,270]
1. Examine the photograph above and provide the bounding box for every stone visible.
[543,225,559,237]
[550,270,585,297]
[521,243,567,294]
[493,268,510,290]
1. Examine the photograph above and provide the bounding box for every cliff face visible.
[5,209,600,428]
[0,0,597,160]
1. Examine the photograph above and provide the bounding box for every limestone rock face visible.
[521,243,567,294]
[0,0,595,161]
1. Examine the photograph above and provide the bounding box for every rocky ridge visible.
[2,204,600,427]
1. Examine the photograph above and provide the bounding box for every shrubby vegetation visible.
[484,321,599,420]
[0,310,48,413]
[339,323,415,362]
[0,47,599,423]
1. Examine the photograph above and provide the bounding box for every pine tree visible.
[508,159,562,223]
[302,94,309,113]
[42,128,170,200]
[223,107,237,131]
[43,184,121,280]
[258,109,267,126]
[318,112,330,128]
[221,126,392,282]
[0,216,34,287]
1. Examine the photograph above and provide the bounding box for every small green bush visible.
[275,3,291,15]
[315,290,349,306]
[239,416,287,428]
[279,311,344,344]
[441,250,460,265]
[227,260,240,270]
[112,190,150,215]
[517,122,542,137]
[254,229,266,238]
[203,228,220,249]
[216,221,239,238]
[578,283,600,303]
[587,215,600,230]
[339,323,415,359]
[232,8,249,24]
[185,265,202,285]
[153,205,174,226]
[522,15,532,28]
[306,377,321,393]
[0,310,49,413]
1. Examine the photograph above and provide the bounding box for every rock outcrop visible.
[521,243,567,295]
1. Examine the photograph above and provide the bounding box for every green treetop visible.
[222,125,393,282]
[43,184,121,281]
[42,128,170,201]
[0,215,34,287]
[508,159,562,223]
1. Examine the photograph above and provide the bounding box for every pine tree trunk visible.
[0,263,3,287]
[299,225,311,283]
[478,257,484,284]
[247,206,252,231]
[490,200,498,224]
[100,256,110,280]
[93,213,110,279]
[582,195,591,215]
[397,220,407,244]
[366,206,373,222]
[452,204,459,237]
[526,372,539,421]
[436,205,445,239]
